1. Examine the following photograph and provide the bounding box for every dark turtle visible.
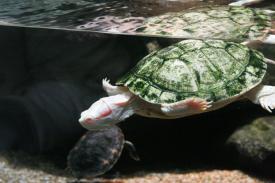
[67,126,139,179]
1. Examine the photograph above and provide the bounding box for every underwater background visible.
[0,0,275,182]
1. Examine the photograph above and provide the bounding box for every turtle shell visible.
[117,40,267,104]
[67,126,125,178]
[134,6,272,42]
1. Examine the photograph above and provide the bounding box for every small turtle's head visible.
[79,99,115,130]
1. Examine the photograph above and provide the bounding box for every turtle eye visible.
[94,99,112,119]
[98,107,112,118]
[84,117,95,125]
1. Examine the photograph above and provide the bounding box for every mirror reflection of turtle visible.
[133,5,275,43]
[76,0,274,43]
[79,39,275,130]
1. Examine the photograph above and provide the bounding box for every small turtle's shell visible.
[135,6,271,42]
[117,40,267,104]
[67,126,124,178]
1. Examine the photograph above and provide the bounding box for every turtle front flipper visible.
[263,34,275,44]
[67,126,139,179]
[229,0,264,6]
[102,78,128,96]
[161,98,212,117]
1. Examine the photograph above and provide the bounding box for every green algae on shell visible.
[117,40,267,104]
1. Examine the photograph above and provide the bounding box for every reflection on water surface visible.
[0,0,230,33]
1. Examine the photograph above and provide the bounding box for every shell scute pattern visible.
[152,58,197,92]
[143,86,162,103]
[136,56,163,77]
[117,40,267,104]
[135,6,271,42]
[157,46,183,60]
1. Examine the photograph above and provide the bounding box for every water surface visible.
[0,0,231,34]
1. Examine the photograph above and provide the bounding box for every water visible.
[0,0,275,180]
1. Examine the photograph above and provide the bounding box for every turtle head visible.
[79,99,115,130]
[79,94,135,130]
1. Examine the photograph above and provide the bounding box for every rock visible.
[226,116,275,174]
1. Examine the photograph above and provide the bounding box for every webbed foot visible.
[184,98,213,111]
[161,97,212,117]
[102,78,127,96]
[259,94,275,113]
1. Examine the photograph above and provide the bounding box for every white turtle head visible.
[79,94,135,130]
[79,99,116,130]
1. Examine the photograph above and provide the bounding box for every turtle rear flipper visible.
[67,126,138,179]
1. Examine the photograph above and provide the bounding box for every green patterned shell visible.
[117,40,267,104]
[135,6,272,42]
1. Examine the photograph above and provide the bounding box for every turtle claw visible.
[102,77,127,96]
[186,98,212,111]
[103,78,112,85]
[206,101,213,110]
[259,97,273,113]
[102,78,111,89]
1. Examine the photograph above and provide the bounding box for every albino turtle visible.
[79,39,275,130]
